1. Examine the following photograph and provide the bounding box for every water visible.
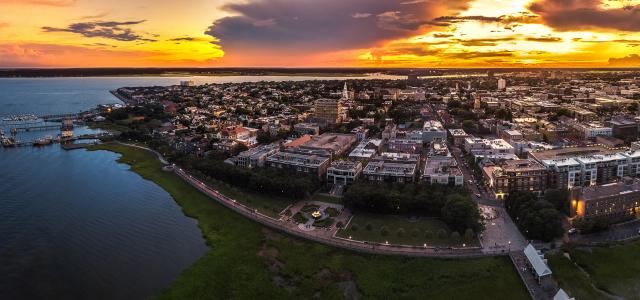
[0,77,216,299]
[0,74,402,117]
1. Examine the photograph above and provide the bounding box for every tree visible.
[462,120,476,133]
[544,189,571,216]
[505,191,564,242]
[441,194,484,234]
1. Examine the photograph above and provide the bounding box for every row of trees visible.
[343,183,484,234]
[192,156,319,200]
[505,191,564,242]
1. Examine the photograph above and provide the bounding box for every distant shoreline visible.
[0,67,639,78]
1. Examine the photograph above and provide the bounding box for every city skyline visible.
[2,0,640,68]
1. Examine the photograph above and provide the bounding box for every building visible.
[314,98,344,124]
[234,143,279,168]
[421,141,463,185]
[349,139,382,159]
[569,122,612,139]
[464,138,514,156]
[498,78,506,90]
[497,129,523,143]
[408,120,447,143]
[350,126,369,141]
[449,129,470,146]
[265,148,331,179]
[300,133,357,156]
[571,178,640,221]
[327,160,363,186]
[363,153,419,183]
[606,118,638,140]
[293,122,320,135]
[387,138,422,154]
[484,159,547,199]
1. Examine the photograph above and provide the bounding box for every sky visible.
[1,0,640,68]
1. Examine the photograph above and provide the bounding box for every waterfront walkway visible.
[118,142,510,258]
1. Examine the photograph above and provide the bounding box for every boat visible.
[2,114,39,122]
[2,137,15,147]
[34,136,53,146]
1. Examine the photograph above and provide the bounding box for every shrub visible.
[424,230,434,239]
[411,228,420,237]
[451,231,461,240]
[365,223,373,231]
[397,228,405,237]
[437,229,448,239]
[293,212,307,224]
[380,226,389,236]
[351,223,359,231]
[464,229,475,241]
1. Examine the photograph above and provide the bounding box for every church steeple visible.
[342,82,349,100]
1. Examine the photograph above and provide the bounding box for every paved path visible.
[510,251,553,300]
[481,205,528,253]
[173,166,501,258]
[569,219,640,245]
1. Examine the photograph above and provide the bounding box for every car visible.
[475,193,481,198]
[568,228,578,235]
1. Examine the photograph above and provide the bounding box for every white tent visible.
[523,244,552,278]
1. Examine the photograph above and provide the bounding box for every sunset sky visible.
[1,0,640,68]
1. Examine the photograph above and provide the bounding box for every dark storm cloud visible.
[42,20,156,42]
[525,37,562,42]
[529,0,640,31]
[445,51,514,59]
[432,13,539,27]
[205,0,472,53]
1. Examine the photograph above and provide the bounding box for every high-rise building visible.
[498,78,506,90]
[314,98,343,125]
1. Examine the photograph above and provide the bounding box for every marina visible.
[1,113,112,149]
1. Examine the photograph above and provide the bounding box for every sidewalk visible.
[173,166,502,258]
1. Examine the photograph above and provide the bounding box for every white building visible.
[464,138,515,156]
[497,78,506,90]
[570,122,613,139]
[407,120,447,143]
[348,139,382,159]
[327,160,362,186]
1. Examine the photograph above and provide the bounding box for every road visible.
[448,143,527,252]
[569,219,640,245]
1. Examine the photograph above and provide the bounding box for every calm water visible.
[0,77,216,299]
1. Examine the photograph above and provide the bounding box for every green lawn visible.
[89,143,529,300]
[549,242,640,300]
[337,213,479,247]
[308,192,343,204]
[188,170,293,218]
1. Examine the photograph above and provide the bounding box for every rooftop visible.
[578,178,640,201]
[523,244,552,278]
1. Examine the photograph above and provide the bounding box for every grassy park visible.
[338,213,480,247]
[548,242,640,300]
[89,143,529,300]
[188,169,292,218]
